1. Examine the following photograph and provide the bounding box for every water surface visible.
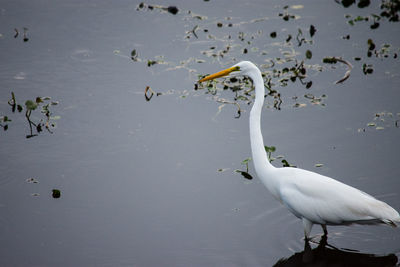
[0,0,399,266]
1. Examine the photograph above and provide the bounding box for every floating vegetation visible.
[130,0,397,121]
[296,28,313,46]
[235,146,296,180]
[362,63,374,74]
[26,178,39,184]
[1,92,59,138]
[359,111,400,132]
[293,96,307,108]
[131,49,138,61]
[0,115,11,131]
[305,50,312,59]
[52,189,61,199]
[367,39,376,57]
[144,86,162,101]
[265,145,296,167]
[147,60,157,67]
[340,0,399,26]
[14,27,29,42]
[235,157,253,180]
[136,2,179,15]
[186,25,199,39]
[278,5,297,21]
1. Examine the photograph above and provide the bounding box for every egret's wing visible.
[278,168,399,225]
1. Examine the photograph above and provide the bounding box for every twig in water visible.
[324,57,353,84]
[216,98,241,118]
[333,57,353,84]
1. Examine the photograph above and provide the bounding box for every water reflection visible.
[274,237,398,267]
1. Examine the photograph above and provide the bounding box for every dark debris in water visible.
[279,6,296,21]
[235,170,253,180]
[144,86,162,101]
[13,27,29,42]
[309,25,317,37]
[131,49,138,61]
[167,6,179,15]
[137,3,179,15]
[52,189,61,199]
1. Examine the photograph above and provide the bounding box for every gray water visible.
[0,0,400,266]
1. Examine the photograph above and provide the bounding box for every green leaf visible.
[281,159,290,167]
[305,50,312,59]
[147,60,157,67]
[241,157,252,165]
[50,115,61,120]
[315,163,324,167]
[264,146,276,153]
[25,100,38,111]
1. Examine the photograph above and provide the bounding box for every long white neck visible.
[248,69,280,198]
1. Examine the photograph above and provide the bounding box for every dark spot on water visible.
[309,25,316,37]
[52,189,61,198]
[167,6,178,15]
[370,22,380,29]
[358,0,370,8]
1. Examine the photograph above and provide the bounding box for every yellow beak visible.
[198,66,239,82]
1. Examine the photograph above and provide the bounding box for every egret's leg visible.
[321,224,328,236]
[302,218,313,240]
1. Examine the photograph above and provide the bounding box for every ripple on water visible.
[248,204,400,257]
[70,49,96,63]
[0,167,15,186]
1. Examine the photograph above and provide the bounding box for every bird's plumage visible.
[199,61,400,238]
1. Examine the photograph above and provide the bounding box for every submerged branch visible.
[334,57,353,84]
[324,57,353,84]
[216,98,241,118]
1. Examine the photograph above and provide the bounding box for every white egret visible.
[199,61,400,239]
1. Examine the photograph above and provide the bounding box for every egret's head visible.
[198,61,258,83]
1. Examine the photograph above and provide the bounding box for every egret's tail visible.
[382,219,399,228]
[367,198,400,228]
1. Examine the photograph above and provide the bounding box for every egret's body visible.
[199,61,400,239]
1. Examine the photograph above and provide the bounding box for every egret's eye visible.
[233,66,240,72]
